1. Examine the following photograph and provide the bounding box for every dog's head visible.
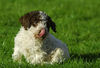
[19,11,56,39]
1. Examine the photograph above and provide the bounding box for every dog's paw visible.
[12,54,21,62]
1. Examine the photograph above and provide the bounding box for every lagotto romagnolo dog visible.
[12,11,70,64]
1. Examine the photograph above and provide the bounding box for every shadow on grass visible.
[70,53,100,62]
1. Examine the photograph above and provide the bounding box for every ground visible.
[0,0,100,68]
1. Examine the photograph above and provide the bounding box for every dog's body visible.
[12,11,70,64]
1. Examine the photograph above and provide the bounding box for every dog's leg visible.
[50,48,64,64]
[12,47,22,62]
[24,50,46,64]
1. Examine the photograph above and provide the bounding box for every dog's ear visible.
[50,20,56,33]
[47,16,56,33]
[19,13,31,30]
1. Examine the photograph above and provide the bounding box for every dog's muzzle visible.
[35,28,47,39]
[39,28,46,37]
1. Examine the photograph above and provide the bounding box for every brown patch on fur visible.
[19,11,41,30]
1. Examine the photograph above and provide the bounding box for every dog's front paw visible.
[12,54,22,62]
[51,48,64,63]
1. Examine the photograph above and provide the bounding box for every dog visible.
[12,11,70,64]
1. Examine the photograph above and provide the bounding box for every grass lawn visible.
[0,0,100,68]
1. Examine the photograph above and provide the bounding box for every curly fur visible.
[12,11,70,64]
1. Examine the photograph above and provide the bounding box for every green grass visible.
[0,0,100,68]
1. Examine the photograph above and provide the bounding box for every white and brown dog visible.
[12,11,70,64]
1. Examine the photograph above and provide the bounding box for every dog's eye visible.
[34,22,37,24]
[32,22,38,27]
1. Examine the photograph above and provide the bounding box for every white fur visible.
[12,11,70,64]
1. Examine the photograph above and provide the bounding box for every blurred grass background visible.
[0,0,100,68]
